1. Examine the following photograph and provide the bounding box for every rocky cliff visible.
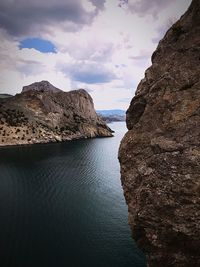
[119,0,200,266]
[0,81,113,146]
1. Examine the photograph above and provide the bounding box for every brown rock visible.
[0,81,113,146]
[119,0,200,266]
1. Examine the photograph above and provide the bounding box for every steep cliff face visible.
[119,0,200,266]
[0,81,113,146]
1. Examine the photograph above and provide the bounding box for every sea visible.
[0,122,146,267]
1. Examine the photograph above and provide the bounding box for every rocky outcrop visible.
[119,0,200,266]
[22,80,62,93]
[0,81,113,146]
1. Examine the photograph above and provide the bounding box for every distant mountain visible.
[97,109,125,116]
[0,81,113,146]
[97,109,126,123]
[0,94,13,99]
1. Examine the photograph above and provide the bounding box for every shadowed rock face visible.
[119,0,200,266]
[0,81,113,146]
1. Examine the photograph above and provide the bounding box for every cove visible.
[0,122,146,267]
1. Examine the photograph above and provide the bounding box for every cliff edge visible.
[0,81,113,146]
[119,0,200,266]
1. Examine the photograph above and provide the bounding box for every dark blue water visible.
[0,122,146,267]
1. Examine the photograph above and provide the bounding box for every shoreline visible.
[0,134,114,149]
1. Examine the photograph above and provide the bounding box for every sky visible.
[0,0,192,110]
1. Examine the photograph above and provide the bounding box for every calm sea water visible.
[0,122,146,267]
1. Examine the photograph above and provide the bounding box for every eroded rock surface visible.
[119,0,200,266]
[0,81,113,146]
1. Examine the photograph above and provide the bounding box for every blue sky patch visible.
[19,38,56,53]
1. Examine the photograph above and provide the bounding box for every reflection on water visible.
[0,122,146,267]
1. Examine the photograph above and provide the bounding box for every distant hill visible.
[97,109,126,123]
[97,109,125,116]
[0,94,13,99]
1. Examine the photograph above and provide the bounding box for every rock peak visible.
[22,80,62,93]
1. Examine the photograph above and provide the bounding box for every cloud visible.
[64,61,116,84]
[57,39,114,62]
[89,0,106,11]
[129,50,151,68]
[86,81,134,110]
[118,97,131,103]
[119,0,174,18]
[0,0,192,110]
[17,60,46,76]
[0,0,103,36]
[130,50,151,61]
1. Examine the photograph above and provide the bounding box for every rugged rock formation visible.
[0,81,113,146]
[22,80,61,93]
[119,0,200,266]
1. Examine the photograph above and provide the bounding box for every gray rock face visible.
[0,81,113,146]
[119,0,200,266]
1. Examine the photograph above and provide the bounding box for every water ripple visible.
[0,122,146,267]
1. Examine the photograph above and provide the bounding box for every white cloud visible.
[0,0,105,36]
[0,0,192,109]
